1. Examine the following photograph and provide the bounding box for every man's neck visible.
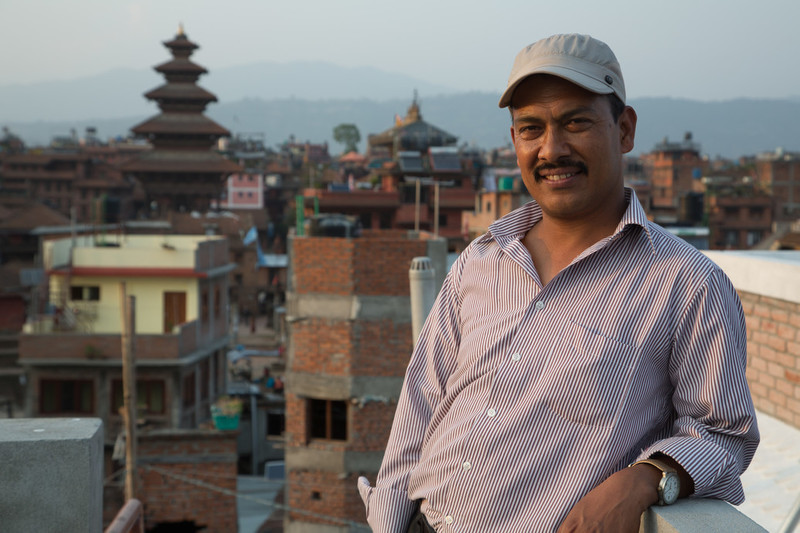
[523,195,628,286]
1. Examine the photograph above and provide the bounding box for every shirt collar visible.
[482,187,656,253]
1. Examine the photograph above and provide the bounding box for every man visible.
[358,34,759,532]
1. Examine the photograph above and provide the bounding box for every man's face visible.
[510,75,636,224]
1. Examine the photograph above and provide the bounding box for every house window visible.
[201,290,209,322]
[111,379,166,415]
[40,379,94,414]
[266,410,285,437]
[214,286,221,318]
[746,231,762,247]
[308,398,347,441]
[70,285,100,301]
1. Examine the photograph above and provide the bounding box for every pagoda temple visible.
[367,92,458,158]
[121,25,241,215]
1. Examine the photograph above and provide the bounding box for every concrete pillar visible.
[409,257,435,347]
[0,418,104,533]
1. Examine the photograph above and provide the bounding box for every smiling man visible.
[358,34,759,532]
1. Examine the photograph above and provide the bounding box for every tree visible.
[333,123,361,154]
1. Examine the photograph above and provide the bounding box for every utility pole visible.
[414,178,421,232]
[120,283,137,500]
[433,181,440,237]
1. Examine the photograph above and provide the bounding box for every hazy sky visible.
[2,0,799,101]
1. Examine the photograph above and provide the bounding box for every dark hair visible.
[607,94,625,123]
[509,93,627,124]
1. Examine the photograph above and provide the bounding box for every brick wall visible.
[290,319,412,377]
[293,236,427,296]
[291,319,352,376]
[286,470,364,528]
[288,231,429,530]
[18,328,201,361]
[740,290,800,428]
[136,430,238,532]
[349,400,397,453]
[293,238,355,296]
[352,319,413,377]
[284,392,306,448]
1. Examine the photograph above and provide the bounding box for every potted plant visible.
[211,395,243,430]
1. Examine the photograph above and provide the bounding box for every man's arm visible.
[637,267,759,501]
[560,267,759,531]
[358,261,464,532]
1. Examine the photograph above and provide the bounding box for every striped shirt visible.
[358,189,759,533]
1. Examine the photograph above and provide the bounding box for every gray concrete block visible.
[0,418,104,533]
[642,498,768,533]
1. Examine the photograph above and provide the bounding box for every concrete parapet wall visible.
[641,498,766,532]
[0,417,103,533]
[705,251,800,429]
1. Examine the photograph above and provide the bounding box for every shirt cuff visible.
[637,436,745,504]
[358,476,418,532]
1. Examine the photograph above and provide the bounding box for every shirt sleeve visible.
[636,267,760,504]
[357,254,465,532]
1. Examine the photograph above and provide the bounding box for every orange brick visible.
[767,335,787,352]
[776,378,794,397]
[777,323,796,340]
[770,309,790,324]
[753,304,771,318]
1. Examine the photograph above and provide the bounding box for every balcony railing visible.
[104,499,144,533]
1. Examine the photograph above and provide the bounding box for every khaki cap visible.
[499,33,625,108]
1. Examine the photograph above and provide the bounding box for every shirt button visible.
[445,515,454,525]
[462,461,471,471]
[511,352,521,361]
[487,408,497,418]
[535,300,545,310]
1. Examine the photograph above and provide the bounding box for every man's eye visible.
[565,118,592,130]
[518,126,541,138]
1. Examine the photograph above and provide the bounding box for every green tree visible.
[333,123,361,154]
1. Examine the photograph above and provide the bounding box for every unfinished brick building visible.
[284,228,446,532]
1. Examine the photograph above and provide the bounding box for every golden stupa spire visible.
[177,22,185,37]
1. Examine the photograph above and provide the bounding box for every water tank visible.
[497,176,514,191]
[307,214,362,238]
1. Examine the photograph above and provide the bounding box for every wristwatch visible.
[630,458,680,506]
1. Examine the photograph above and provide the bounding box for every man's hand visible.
[557,464,661,533]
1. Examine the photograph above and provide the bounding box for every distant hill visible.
[0,61,457,122]
[2,62,800,158]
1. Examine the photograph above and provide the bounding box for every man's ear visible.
[619,106,637,154]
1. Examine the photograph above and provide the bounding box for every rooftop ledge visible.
[704,250,800,304]
[0,418,768,532]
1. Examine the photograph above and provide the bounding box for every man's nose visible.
[537,127,570,162]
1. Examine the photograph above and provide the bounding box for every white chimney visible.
[409,257,436,347]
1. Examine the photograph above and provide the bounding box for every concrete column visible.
[409,257,435,347]
[0,418,104,533]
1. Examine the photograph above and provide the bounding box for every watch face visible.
[662,473,680,504]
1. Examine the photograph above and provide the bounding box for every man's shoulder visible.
[645,221,719,275]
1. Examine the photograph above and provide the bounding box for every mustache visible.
[534,160,587,181]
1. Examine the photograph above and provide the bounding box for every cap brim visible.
[498,65,615,108]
